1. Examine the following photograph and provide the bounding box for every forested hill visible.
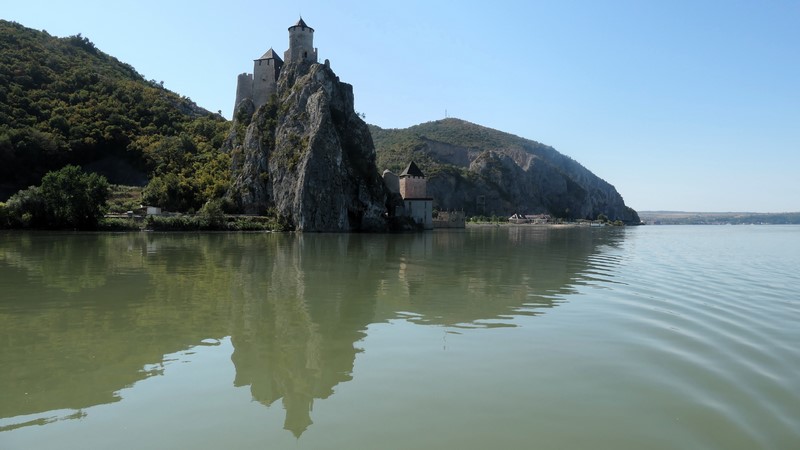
[0,20,230,209]
[371,119,639,223]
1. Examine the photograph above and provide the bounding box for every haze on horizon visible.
[4,0,798,213]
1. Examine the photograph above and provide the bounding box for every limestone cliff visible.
[224,61,389,231]
[372,119,640,224]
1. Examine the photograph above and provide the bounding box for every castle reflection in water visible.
[0,228,625,436]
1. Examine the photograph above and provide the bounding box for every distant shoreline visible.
[638,211,800,225]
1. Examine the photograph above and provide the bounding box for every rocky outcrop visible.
[372,119,640,224]
[224,61,389,231]
[427,148,638,222]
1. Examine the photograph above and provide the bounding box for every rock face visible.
[429,149,639,223]
[224,61,389,231]
[372,119,640,224]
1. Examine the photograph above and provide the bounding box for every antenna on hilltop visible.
[445,109,448,118]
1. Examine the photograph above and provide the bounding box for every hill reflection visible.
[0,228,625,436]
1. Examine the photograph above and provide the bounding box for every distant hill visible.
[371,119,639,223]
[639,211,800,225]
[0,20,229,209]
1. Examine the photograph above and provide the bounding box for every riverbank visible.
[98,214,284,232]
[465,221,617,228]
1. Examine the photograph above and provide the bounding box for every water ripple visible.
[596,226,800,448]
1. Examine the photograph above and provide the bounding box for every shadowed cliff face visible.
[224,62,389,232]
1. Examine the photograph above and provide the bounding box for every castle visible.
[383,162,434,230]
[233,18,319,113]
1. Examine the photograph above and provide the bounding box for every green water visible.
[1,226,799,449]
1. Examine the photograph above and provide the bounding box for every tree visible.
[141,172,190,211]
[5,165,109,229]
[41,165,109,228]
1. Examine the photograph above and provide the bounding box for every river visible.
[1,226,798,449]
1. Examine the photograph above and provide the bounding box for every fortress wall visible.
[234,73,253,115]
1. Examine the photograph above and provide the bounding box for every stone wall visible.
[400,176,427,199]
[433,210,466,228]
[404,199,433,229]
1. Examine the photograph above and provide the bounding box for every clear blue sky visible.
[5,0,799,212]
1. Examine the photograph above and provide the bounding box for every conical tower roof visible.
[256,47,283,62]
[289,17,314,31]
[400,161,425,178]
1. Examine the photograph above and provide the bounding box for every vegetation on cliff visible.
[0,20,229,210]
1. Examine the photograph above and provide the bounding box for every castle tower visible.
[252,48,283,110]
[284,18,318,64]
[399,161,433,230]
[234,73,253,114]
[399,161,427,199]
[232,18,321,117]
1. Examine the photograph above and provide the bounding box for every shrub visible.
[97,218,141,231]
[198,199,225,228]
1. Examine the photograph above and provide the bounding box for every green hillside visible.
[0,20,229,210]
[372,118,555,173]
